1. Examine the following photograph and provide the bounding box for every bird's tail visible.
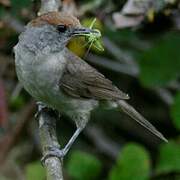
[117,100,168,142]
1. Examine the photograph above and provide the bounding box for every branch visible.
[38,108,63,180]
[86,53,139,77]
[154,88,173,106]
[103,37,139,68]
[85,125,120,159]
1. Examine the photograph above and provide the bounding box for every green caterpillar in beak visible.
[84,18,104,52]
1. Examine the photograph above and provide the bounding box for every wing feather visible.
[60,48,129,100]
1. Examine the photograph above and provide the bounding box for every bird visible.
[14,11,168,160]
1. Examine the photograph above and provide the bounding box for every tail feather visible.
[118,100,168,142]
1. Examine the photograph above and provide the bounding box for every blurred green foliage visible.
[171,92,180,130]
[23,141,180,180]
[156,141,180,174]
[0,0,32,17]
[139,32,180,87]
[109,143,150,180]
[9,95,26,111]
[25,161,46,180]
[66,150,102,180]
[11,0,31,13]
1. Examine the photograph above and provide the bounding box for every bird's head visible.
[19,12,99,54]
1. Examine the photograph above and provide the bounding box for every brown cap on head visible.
[29,12,81,28]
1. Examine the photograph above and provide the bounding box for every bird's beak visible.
[72,27,101,37]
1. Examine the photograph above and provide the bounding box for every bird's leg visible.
[41,114,89,164]
[63,127,83,155]
[41,127,83,163]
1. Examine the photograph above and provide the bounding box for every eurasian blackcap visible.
[14,12,167,159]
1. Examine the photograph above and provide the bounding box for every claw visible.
[41,146,65,165]
[35,102,47,120]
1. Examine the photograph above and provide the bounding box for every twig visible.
[38,108,63,180]
[86,53,139,77]
[103,37,139,73]
[154,88,174,106]
[11,83,23,100]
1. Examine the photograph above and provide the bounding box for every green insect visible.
[84,18,104,53]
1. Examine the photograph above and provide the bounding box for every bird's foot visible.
[41,146,65,165]
[35,102,47,119]
[35,102,59,120]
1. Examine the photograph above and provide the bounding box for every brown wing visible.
[60,48,129,100]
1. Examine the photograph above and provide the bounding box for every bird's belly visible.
[15,53,63,108]
[21,70,98,115]
[45,89,99,115]
[15,48,98,114]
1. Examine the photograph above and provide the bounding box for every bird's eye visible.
[57,25,67,33]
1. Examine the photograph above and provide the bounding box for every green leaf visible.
[104,29,138,44]
[66,150,102,180]
[171,92,180,130]
[156,141,180,174]
[10,0,32,16]
[25,161,46,180]
[109,143,150,180]
[11,0,31,9]
[139,32,180,87]
[10,95,26,110]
